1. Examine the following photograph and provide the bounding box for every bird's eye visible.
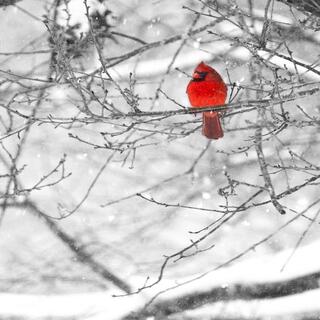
[193,71,207,80]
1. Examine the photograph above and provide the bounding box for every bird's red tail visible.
[202,111,224,139]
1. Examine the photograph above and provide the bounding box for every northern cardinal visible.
[186,62,227,139]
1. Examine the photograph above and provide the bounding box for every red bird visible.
[186,62,227,139]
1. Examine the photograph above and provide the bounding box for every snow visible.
[202,192,211,200]
[141,238,320,301]
[57,0,109,36]
[0,291,145,320]
[179,289,320,319]
[2,239,320,318]
[258,50,320,81]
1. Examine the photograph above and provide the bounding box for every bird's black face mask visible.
[192,71,208,82]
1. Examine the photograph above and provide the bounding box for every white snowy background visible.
[0,0,319,319]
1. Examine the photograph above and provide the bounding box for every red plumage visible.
[186,62,227,139]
